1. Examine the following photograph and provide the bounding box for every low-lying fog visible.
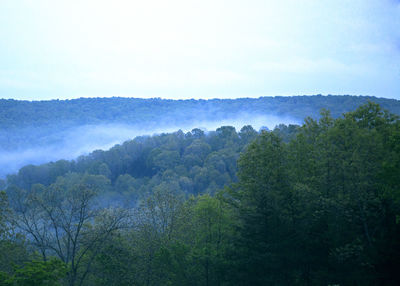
[0,114,299,178]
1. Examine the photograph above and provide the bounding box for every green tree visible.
[229,103,400,285]
[10,182,128,286]
[8,258,67,286]
[0,191,28,276]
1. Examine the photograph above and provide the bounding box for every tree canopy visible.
[1,102,399,285]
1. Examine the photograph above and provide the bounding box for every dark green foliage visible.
[6,126,257,202]
[230,102,400,285]
[1,96,399,132]
[0,191,29,277]
[87,234,137,286]
[2,102,400,285]
[2,258,67,286]
[1,95,400,152]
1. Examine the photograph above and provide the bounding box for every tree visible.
[0,191,28,275]
[9,180,128,286]
[229,103,400,285]
[190,194,234,286]
[4,258,67,286]
[129,186,187,285]
[239,125,257,145]
[87,233,137,286]
[231,132,297,285]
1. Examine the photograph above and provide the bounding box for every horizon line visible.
[1,94,393,102]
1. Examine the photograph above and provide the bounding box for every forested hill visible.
[1,95,400,130]
[1,102,399,285]
[1,95,399,177]
[4,124,286,200]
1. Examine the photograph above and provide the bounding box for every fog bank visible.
[0,114,298,178]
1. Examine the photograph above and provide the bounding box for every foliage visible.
[2,258,67,286]
[1,102,400,285]
[229,102,400,285]
[6,125,259,203]
[1,95,400,154]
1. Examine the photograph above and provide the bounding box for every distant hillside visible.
[0,95,399,177]
[1,95,399,132]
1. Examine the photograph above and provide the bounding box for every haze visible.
[0,0,399,100]
[0,114,297,178]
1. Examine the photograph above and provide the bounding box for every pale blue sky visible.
[0,0,399,100]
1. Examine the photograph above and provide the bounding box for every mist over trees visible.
[1,95,400,178]
[1,96,400,135]
[4,124,266,200]
[1,102,399,285]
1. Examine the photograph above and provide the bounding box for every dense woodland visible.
[1,95,400,151]
[2,95,400,178]
[1,102,400,285]
[2,96,400,129]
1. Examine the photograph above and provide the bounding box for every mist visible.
[0,113,298,178]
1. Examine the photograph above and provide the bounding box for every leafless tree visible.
[9,183,129,286]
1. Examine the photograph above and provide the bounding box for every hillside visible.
[1,102,399,285]
[1,95,400,131]
[0,95,399,177]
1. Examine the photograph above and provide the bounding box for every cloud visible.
[251,58,369,75]
[0,0,399,99]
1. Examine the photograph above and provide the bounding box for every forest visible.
[1,96,400,148]
[1,101,399,285]
[2,95,400,178]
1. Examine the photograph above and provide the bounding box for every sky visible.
[0,0,399,100]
